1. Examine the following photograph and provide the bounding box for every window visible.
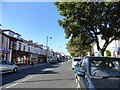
[28,47,30,52]
[23,46,25,51]
[19,43,21,50]
[74,58,81,61]
[90,58,120,77]
[5,61,12,65]
[79,58,87,72]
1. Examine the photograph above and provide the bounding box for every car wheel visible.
[13,67,18,73]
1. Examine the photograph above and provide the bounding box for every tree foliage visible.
[55,2,120,56]
[106,50,111,56]
[66,35,92,57]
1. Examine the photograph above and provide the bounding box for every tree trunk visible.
[100,42,109,56]
[101,49,105,56]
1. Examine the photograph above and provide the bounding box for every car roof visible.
[73,57,82,59]
[85,56,120,60]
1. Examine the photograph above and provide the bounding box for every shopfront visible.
[0,49,12,61]
[16,51,29,66]
[114,47,120,57]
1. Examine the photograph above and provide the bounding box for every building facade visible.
[0,29,63,66]
[93,39,120,57]
[0,30,12,61]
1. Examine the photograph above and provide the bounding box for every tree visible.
[66,35,92,57]
[55,2,120,56]
[106,50,111,56]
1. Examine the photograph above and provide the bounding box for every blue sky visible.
[2,2,69,55]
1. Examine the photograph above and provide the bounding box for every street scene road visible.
[1,61,77,89]
[1,2,120,90]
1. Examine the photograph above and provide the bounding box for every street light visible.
[46,36,52,62]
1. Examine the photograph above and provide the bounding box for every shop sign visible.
[0,49,10,53]
[114,47,120,52]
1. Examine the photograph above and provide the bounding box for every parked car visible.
[74,56,120,89]
[0,60,18,74]
[49,60,57,64]
[72,57,81,70]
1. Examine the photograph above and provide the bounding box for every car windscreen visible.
[74,59,81,61]
[90,58,120,77]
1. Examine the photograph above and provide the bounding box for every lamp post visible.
[46,36,52,62]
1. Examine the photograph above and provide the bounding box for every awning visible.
[114,47,120,52]
[0,49,10,53]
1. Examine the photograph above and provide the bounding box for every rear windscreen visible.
[74,59,81,61]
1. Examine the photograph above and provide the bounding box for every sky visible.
[1,2,70,55]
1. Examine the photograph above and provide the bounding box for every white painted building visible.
[93,39,120,57]
[3,30,15,38]
[0,30,12,61]
[0,30,2,49]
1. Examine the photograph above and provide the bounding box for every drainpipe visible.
[9,50,12,62]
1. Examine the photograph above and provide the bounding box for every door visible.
[5,61,14,71]
[1,61,9,72]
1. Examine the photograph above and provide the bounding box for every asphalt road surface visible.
[1,60,77,89]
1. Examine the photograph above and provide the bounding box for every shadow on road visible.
[1,62,64,86]
[40,70,59,74]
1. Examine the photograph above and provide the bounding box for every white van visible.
[72,57,81,70]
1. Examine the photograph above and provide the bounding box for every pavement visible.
[18,63,48,70]
[18,61,64,70]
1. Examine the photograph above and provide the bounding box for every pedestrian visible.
[113,53,116,57]
[31,61,34,66]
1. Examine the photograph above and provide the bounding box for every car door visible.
[78,58,87,89]
[2,60,10,72]
[5,61,14,71]
[0,61,3,72]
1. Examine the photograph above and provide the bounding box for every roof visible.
[2,29,21,36]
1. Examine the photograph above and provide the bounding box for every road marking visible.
[5,83,18,88]
[76,78,77,83]
[21,76,33,82]
[78,76,80,81]
[75,75,77,82]
[77,83,80,88]
[75,74,81,89]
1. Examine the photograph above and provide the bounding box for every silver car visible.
[0,60,18,74]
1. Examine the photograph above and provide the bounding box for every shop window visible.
[17,55,27,64]
[17,57,21,64]
[118,52,120,55]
